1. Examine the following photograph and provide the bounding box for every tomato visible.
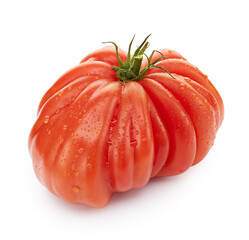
[29,35,224,208]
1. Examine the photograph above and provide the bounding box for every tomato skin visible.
[29,45,224,208]
[37,61,116,113]
[107,82,154,191]
[80,46,128,66]
[141,78,196,176]
[147,59,224,127]
[144,73,217,166]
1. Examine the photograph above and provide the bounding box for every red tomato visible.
[29,35,224,208]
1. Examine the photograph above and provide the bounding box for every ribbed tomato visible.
[29,35,224,208]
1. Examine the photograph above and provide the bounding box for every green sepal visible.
[103,35,175,84]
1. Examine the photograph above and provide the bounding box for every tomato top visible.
[103,34,175,84]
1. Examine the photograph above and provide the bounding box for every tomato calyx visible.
[103,34,175,85]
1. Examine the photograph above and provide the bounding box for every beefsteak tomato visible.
[29,35,224,208]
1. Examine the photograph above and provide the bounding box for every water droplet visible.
[55,108,61,114]
[95,76,99,80]
[177,122,182,128]
[71,96,76,102]
[179,84,185,90]
[107,139,112,145]
[72,185,80,193]
[110,119,117,126]
[47,130,51,135]
[73,139,78,145]
[75,171,80,176]
[78,118,82,124]
[130,139,137,147]
[87,163,92,170]
[44,116,50,124]
[105,161,109,168]
[59,136,64,144]
[71,163,76,170]
[185,78,191,83]
[58,91,64,96]
[63,124,68,130]
[78,148,84,153]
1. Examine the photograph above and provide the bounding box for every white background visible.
[1,0,248,239]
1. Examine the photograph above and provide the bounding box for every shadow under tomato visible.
[110,174,184,207]
[44,189,101,213]
[44,172,188,211]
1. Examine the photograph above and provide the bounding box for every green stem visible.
[103,34,175,84]
[130,55,143,76]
